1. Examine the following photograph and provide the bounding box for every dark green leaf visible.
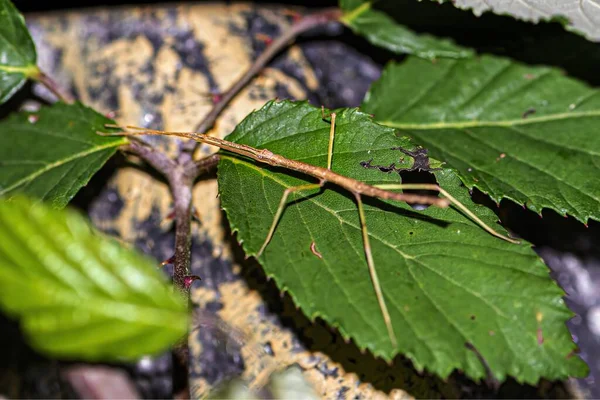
[363,55,600,223]
[340,0,472,60]
[217,100,586,382]
[0,196,188,360]
[0,0,39,104]
[0,102,127,208]
[437,0,600,42]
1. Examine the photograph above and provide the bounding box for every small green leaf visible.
[0,196,188,360]
[363,55,600,223]
[217,100,586,382]
[340,0,472,60]
[436,0,600,42]
[0,0,39,104]
[0,102,127,208]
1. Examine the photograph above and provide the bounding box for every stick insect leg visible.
[257,183,323,257]
[258,109,336,257]
[326,112,336,171]
[375,183,519,244]
[355,192,398,349]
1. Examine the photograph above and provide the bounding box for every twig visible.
[183,7,342,153]
[167,167,195,293]
[35,69,75,104]
[184,153,220,178]
[122,140,176,176]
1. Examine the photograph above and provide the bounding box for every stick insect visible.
[103,114,518,350]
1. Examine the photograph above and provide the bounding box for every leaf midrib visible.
[0,141,125,195]
[378,109,600,130]
[13,278,184,328]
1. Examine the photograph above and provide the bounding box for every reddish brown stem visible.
[183,7,342,153]
[168,168,195,293]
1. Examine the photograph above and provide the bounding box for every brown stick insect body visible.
[103,117,518,350]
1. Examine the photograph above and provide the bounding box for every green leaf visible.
[340,0,472,60]
[217,100,586,382]
[0,0,39,104]
[0,102,127,208]
[0,196,188,360]
[363,55,600,223]
[436,0,600,42]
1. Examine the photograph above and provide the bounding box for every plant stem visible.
[121,8,344,397]
[123,140,176,176]
[167,168,194,293]
[185,153,221,178]
[35,70,75,104]
[182,7,342,153]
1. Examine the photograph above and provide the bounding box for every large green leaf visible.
[363,55,600,224]
[217,100,586,382]
[340,0,472,60]
[0,196,188,360]
[0,0,39,104]
[0,102,127,208]
[437,0,600,42]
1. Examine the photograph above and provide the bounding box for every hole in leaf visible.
[400,170,439,210]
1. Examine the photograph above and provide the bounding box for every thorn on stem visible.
[184,275,202,289]
[282,8,302,22]
[255,33,273,46]
[161,255,175,267]
[211,92,223,104]
[165,209,175,221]
[191,89,223,105]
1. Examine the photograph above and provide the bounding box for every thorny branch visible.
[183,7,342,154]
[118,9,343,395]
[127,7,343,293]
